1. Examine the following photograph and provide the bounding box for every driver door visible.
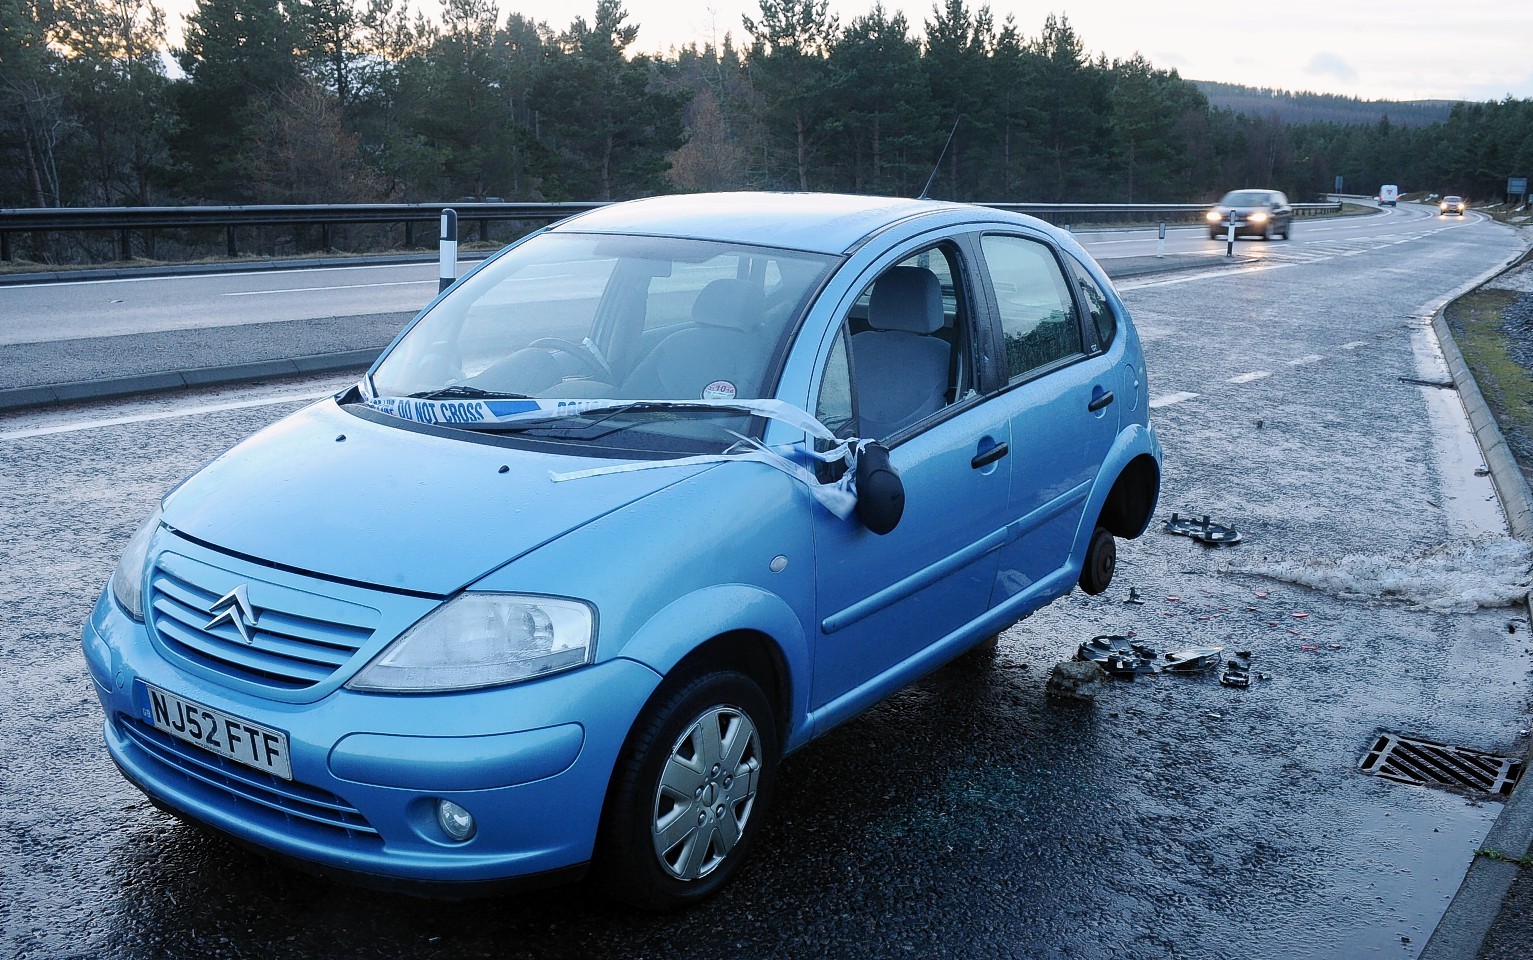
[808,241,1013,726]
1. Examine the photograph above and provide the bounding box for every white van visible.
[1380,184,1399,206]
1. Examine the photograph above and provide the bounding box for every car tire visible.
[595,669,778,911]
[1078,525,1117,595]
[1210,231,1222,240]
[1281,221,1291,240]
[1262,223,1273,241]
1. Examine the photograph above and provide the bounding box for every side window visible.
[1068,256,1116,349]
[843,245,967,440]
[981,235,1083,383]
[814,323,854,443]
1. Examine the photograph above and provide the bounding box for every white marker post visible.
[1157,221,1166,258]
[1225,212,1236,257]
[438,209,458,293]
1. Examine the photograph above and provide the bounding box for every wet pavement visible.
[1,214,1530,959]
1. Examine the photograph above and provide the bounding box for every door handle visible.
[1088,391,1115,413]
[971,442,1010,470]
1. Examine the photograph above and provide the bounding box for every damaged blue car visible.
[82,192,1161,909]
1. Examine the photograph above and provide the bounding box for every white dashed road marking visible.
[1149,391,1199,408]
[1227,371,1271,384]
[0,392,331,441]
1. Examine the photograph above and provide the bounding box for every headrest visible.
[692,279,764,330]
[868,266,943,334]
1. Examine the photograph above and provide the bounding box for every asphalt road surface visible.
[0,202,1470,346]
[0,206,1527,959]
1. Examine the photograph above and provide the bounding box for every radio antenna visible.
[919,115,964,200]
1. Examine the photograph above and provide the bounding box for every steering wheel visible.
[527,337,610,379]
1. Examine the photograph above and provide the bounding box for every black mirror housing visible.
[855,442,905,535]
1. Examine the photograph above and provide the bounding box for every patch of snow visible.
[1223,536,1532,613]
[1487,263,1533,293]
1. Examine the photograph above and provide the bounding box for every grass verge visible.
[1444,277,1533,482]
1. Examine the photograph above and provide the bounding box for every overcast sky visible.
[163,0,1533,103]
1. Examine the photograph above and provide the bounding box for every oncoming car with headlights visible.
[1207,188,1293,240]
[1440,196,1466,216]
[82,192,1162,909]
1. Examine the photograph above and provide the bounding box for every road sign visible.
[1335,175,1344,193]
[1511,176,1529,197]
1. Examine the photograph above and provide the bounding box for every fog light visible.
[436,799,476,841]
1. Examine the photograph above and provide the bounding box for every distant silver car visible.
[1207,189,1293,240]
[1440,196,1466,216]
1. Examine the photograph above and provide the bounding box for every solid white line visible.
[1118,261,1296,290]
[223,279,435,296]
[0,391,330,441]
[1227,371,1271,384]
[1149,391,1199,408]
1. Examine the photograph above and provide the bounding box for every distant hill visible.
[1193,80,1459,127]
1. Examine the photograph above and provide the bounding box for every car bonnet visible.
[159,398,717,595]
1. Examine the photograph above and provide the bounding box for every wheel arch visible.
[1097,452,1161,539]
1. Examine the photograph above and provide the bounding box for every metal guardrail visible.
[0,202,605,262]
[0,199,1343,263]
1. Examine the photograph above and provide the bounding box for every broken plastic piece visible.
[1221,652,1252,688]
[1163,647,1224,672]
[1163,512,1243,546]
[1125,587,1145,605]
[1076,635,1158,675]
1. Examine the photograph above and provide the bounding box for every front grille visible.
[1360,732,1523,797]
[148,552,379,689]
[118,713,380,841]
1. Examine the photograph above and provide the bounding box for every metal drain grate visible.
[1360,733,1523,796]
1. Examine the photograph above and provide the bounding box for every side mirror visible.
[855,442,905,535]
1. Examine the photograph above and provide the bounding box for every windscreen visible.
[367,232,834,451]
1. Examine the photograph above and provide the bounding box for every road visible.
[0,202,1472,347]
[0,205,1528,959]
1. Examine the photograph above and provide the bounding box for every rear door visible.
[975,232,1119,603]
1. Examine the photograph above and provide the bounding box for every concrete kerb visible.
[0,348,379,413]
[1419,233,1533,960]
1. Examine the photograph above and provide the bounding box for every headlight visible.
[1249,211,1268,223]
[1206,210,1221,222]
[348,593,595,692]
[110,504,163,620]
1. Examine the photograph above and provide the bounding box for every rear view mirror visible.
[855,442,904,535]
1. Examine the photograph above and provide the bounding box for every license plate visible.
[141,682,293,781]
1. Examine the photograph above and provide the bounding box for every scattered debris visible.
[1125,587,1145,605]
[1164,512,1243,546]
[1221,652,1252,688]
[1398,376,1456,390]
[1076,635,1158,676]
[1475,465,1491,477]
[1046,660,1108,701]
[1163,647,1225,672]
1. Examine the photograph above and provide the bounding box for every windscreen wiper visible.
[408,386,533,400]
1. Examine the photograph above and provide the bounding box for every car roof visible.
[548,192,985,256]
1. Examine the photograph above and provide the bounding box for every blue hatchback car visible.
[83,192,1161,909]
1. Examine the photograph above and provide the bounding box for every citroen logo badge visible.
[206,584,259,644]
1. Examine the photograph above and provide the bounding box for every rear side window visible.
[980,235,1083,382]
[1068,257,1116,350]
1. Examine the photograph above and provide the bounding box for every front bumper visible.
[82,587,662,890]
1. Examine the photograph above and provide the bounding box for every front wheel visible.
[595,670,778,911]
[1078,525,1117,595]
